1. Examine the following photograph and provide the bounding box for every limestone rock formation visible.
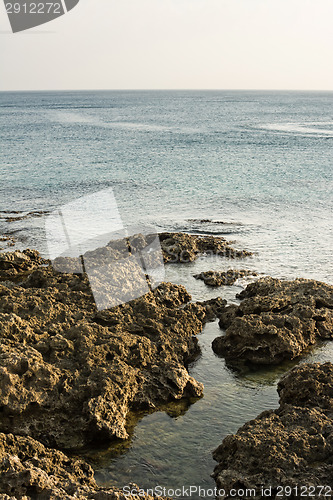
[159,232,252,263]
[213,362,333,499]
[0,433,170,499]
[212,277,333,366]
[0,249,47,277]
[0,267,211,449]
[194,269,257,287]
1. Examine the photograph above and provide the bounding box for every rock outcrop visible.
[212,277,333,366]
[0,259,225,450]
[0,433,170,499]
[0,232,250,497]
[194,269,257,287]
[213,362,333,499]
[159,233,252,263]
[0,249,47,277]
[0,237,235,498]
[51,232,252,274]
[0,232,251,279]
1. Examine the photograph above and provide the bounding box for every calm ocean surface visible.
[0,90,332,495]
[1,90,332,283]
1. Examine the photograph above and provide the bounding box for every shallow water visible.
[84,256,333,497]
[1,90,332,496]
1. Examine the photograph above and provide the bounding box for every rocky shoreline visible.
[0,232,245,498]
[0,432,174,499]
[0,233,332,499]
[213,277,333,366]
[213,362,333,499]
[194,269,258,287]
[211,277,333,499]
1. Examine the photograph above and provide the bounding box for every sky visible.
[0,0,333,91]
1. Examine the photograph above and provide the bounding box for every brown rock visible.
[213,277,333,366]
[212,362,333,499]
[0,265,205,450]
[194,269,257,287]
[159,232,252,263]
[278,362,333,411]
[185,297,228,323]
[0,433,170,499]
[0,249,48,277]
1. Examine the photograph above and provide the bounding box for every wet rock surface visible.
[50,232,251,309]
[0,209,49,223]
[213,277,333,366]
[0,265,214,449]
[213,362,333,499]
[159,232,252,263]
[194,269,258,287]
[185,297,228,323]
[0,240,232,498]
[0,433,170,499]
[0,238,231,451]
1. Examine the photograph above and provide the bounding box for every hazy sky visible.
[1,0,333,91]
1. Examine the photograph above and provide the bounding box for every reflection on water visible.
[82,258,333,497]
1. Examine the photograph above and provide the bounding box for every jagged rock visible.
[278,362,333,411]
[52,232,252,273]
[51,232,249,309]
[194,269,257,287]
[0,249,47,277]
[159,232,252,263]
[185,297,228,322]
[212,362,333,499]
[0,433,170,499]
[212,277,333,366]
[0,265,207,450]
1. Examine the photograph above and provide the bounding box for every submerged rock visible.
[0,264,210,450]
[213,362,333,499]
[194,269,258,287]
[159,232,252,263]
[212,277,333,366]
[0,433,170,499]
[0,235,16,251]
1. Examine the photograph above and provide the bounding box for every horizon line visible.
[1,88,333,93]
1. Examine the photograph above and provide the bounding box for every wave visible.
[0,210,50,222]
[257,121,333,138]
[47,111,203,134]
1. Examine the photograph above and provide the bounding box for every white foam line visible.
[259,122,333,137]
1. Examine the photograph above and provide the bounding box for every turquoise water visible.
[0,91,332,497]
[0,90,332,282]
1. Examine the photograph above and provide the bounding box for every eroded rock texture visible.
[0,263,215,450]
[159,233,252,263]
[0,250,47,277]
[213,277,333,366]
[213,362,333,499]
[0,433,170,499]
[52,232,252,273]
[194,269,257,287]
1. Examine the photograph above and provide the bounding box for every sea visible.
[0,90,332,496]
